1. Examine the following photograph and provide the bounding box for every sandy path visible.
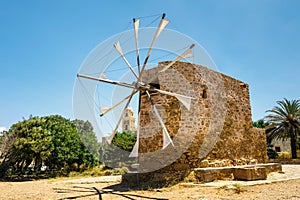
[1,179,299,200]
[0,165,299,200]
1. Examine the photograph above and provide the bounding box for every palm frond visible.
[265,99,300,146]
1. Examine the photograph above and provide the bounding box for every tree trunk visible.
[290,136,297,159]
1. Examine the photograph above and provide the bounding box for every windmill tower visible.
[75,13,270,185]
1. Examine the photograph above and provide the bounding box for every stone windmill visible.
[76,13,275,185]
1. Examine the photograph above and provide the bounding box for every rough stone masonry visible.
[124,61,268,184]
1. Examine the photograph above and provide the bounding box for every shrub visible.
[0,115,98,178]
[267,144,278,159]
[277,152,291,159]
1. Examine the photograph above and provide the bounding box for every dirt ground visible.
[1,178,300,200]
[1,167,300,200]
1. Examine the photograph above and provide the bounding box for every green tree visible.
[0,115,97,178]
[72,119,100,160]
[101,131,137,168]
[0,117,52,175]
[112,131,137,151]
[265,99,300,159]
[252,119,269,128]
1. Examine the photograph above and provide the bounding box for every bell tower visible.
[122,107,136,132]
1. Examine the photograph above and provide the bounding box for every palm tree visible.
[265,98,300,159]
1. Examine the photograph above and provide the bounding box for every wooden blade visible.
[129,108,140,158]
[146,91,174,149]
[139,13,169,80]
[106,90,136,144]
[149,88,195,110]
[159,44,195,73]
[129,140,139,157]
[114,41,139,79]
[100,72,108,79]
[133,18,141,74]
[100,107,110,114]
[145,43,195,84]
[100,91,138,117]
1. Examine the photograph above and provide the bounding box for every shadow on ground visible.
[54,184,168,200]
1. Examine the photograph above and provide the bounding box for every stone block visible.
[193,167,234,182]
[269,159,300,165]
[195,169,217,182]
[233,167,267,181]
[254,163,282,174]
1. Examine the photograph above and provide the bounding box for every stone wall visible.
[271,138,290,152]
[127,61,268,184]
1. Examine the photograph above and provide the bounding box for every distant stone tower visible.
[122,108,136,132]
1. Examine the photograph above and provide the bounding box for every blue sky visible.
[1,0,300,130]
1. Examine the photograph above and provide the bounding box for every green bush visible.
[267,144,278,159]
[111,131,137,151]
[0,115,98,178]
[101,131,137,170]
[277,152,291,159]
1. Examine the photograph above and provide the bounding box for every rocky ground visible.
[0,165,299,200]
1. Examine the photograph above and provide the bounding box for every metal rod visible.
[77,73,135,89]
